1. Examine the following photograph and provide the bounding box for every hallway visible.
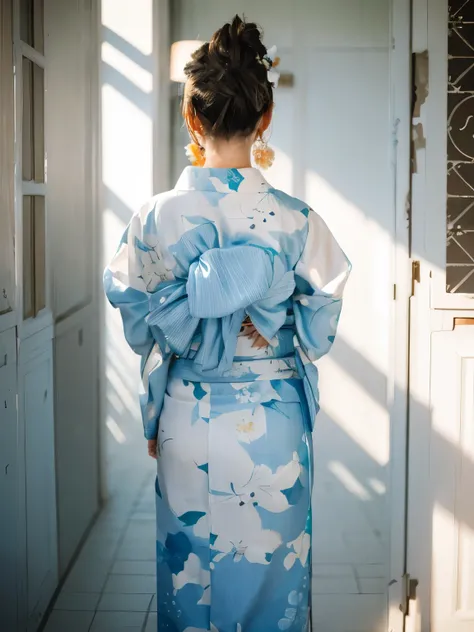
[46,0,394,629]
[45,477,156,632]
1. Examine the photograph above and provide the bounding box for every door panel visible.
[299,0,389,47]
[304,43,392,577]
[55,314,99,574]
[431,327,474,632]
[0,329,18,630]
[45,0,94,318]
[20,338,57,627]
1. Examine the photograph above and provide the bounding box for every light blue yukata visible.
[104,167,350,632]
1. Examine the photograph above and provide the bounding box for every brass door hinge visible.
[400,573,418,615]
[411,260,421,296]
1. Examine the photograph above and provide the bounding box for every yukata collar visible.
[175,166,271,194]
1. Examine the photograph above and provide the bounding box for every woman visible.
[104,15,350,632]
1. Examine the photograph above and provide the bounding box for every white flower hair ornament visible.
[257,45,280,88]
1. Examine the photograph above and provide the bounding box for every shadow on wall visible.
[104,305,145,493]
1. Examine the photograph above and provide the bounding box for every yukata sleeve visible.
[294,209,351,360]
[292,210,351,429]
[103,207,170,441]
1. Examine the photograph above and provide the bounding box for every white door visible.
[19,333,57,629]
[0,330,19,631]
[407,0,474,630]
[172,2,408,631]
[431,328,474,632]
[55,315,100,574]
[0,1,19,627]
[12,0,59,626]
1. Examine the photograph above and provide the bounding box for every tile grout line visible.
[139,473,156,632]
[139,471,156,632]
[141,594,154,632]
[86,472,156,631]
[352,564,362,594]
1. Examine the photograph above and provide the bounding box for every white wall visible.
[101,0,170,494]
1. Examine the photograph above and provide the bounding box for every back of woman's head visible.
[183,15,274,141]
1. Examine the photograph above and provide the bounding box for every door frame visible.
[0,0,16,328]
[388,0,413,630]
[11,0,59,627]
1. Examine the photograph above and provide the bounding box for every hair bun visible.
[183,15,273,140]
[209,15,267,69]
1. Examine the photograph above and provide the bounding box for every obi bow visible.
[146,223,295,375]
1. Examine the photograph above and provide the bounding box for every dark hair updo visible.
[183,15,274,142]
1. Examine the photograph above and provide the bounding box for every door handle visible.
[0,354,7,369]
[454,317,474,328]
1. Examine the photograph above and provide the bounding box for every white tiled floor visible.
[44,465,387,632]
[309,457,388,632]
[44,466,157,632]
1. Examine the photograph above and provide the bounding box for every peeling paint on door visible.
[412,51,429,118]
[411,51,429,174]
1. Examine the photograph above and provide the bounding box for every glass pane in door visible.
[20,0,44,53]
[22,58,45,182]
[33,63,45,182]
[447,0,474,293]
[22,196,46,319]
[22,58,33,181]
[23,196,34,319]
[34,196,46,314]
